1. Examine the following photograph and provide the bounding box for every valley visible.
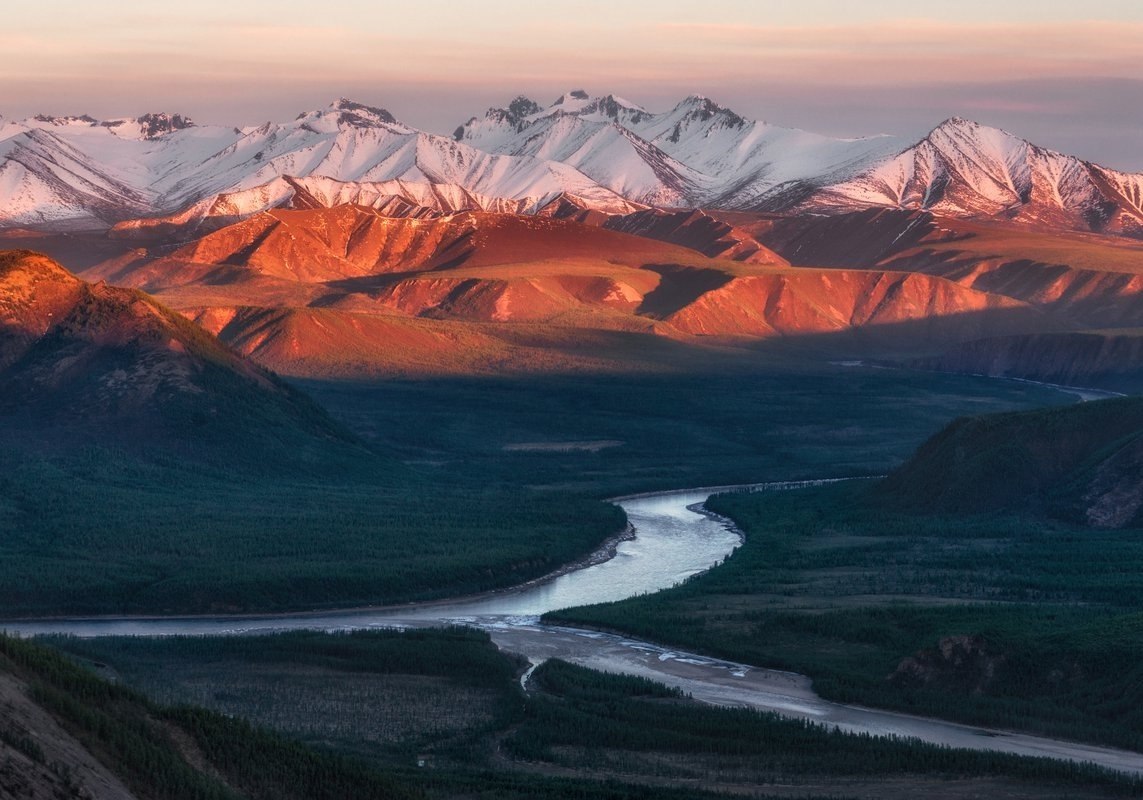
[5,85,1143,799]
[10,484,1143,781]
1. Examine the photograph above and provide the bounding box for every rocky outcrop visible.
[890,635,1004,695]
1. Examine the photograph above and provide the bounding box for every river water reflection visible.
[3,485,754,637]
[9,481,1143,775]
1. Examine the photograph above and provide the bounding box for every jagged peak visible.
[24,111,194,139]
[672,95,746,128]
[489,96,543,125]
[454,96,545,140]
[505,95,542,120]
[325,98,399,128]
[31,113,98,126]
[104,112,195,139]
[580,94,648,120]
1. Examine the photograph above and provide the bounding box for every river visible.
[5,481,1143,776]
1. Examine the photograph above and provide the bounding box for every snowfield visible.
[2,95,1141,235]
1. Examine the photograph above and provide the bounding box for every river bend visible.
[5,481,1143,776]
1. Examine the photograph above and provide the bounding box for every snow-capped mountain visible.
[0,99,637,230]
[799,118,1143,234]
[2,95,1142,236]
[457,92,705,206]
[455,91,902,208]
[7,111,195,141]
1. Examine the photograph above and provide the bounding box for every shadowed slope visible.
[599,208,788,265]
[915,329,1143,392]
[879,396,1143,528]
[0,249,348,453]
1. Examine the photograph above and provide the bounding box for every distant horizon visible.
[4,1,1141,170]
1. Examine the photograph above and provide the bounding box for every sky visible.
[3,0,1142,169]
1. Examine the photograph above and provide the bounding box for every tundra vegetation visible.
[26,630,1143,800]
[0,365,1066,616]
[550,430,1143,753]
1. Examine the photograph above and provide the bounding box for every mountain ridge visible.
[4,94,1140,237]
[54,208,1066,378]
[800,116,1143,236]
[0,248,351,453]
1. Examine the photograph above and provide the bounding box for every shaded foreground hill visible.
[0,250,622,615]
[878,395,1143,528]
[0,249,353,464]
[914,330,1143,393]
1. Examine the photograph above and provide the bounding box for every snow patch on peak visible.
[549,90,593,113]
[799,114,1143,234]
[924,117,997,141]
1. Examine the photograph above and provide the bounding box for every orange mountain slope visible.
[0,249,346,445]
[738,208,1143,329]
[59,208,1069,376]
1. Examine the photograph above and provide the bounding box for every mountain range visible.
[18,205,1057,378]
[3,93,1141,237]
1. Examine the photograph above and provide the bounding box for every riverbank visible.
[7,483,1143,777]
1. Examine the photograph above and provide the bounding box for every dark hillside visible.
[0,249,355,466]
[878,395,1143,527]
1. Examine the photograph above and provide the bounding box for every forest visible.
[550,479,1143,751]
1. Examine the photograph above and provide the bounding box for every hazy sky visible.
[4,1,1142,169]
